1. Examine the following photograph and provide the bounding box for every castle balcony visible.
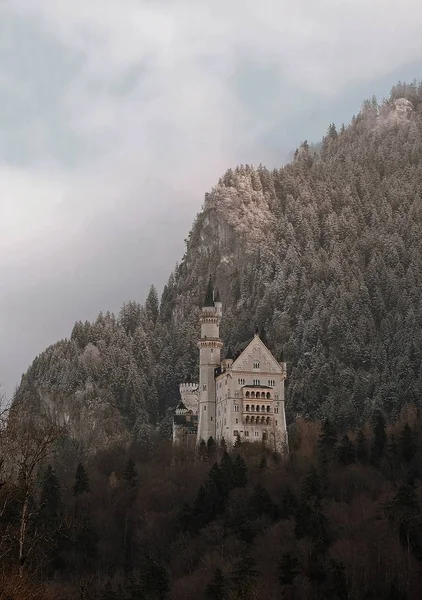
[243,415,272,426]
[243,403,273,415]
[242,386,273,401]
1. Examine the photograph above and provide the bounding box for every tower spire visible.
[203,276,214,307]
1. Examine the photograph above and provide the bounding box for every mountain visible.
[13,80,422,447]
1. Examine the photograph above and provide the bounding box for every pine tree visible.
[371,411,387,465]
[206,568,228,600]
[74,462,90,496]
[278,553,300,585]
[231,553,259,599]
[38,464,64,572]
[145,285,159,324]
[399,424,417,463]
[232,454,247,487]
[337,435,355,466]
[356,429,368,463]
[101,581,118,600]
[207,436,217,460]
[318,419,337,454]
[324,559,349,600]
[248,484,277,520]
[198,439,208,461]
[39,465,61,532]
[122,458,138,489]
[138,556,170,599]
[279,487,298,519]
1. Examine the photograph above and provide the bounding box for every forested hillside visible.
[2,407,422,598]
[14,80,422,444]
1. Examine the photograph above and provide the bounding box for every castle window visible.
[245,391,250,399]
[245,416,249,423]
[266,417,270,425]
[211,348,213,353]
[262,432,267,441]
[204,406,206,411]
[234,430,239,436]
[276,420,278,426]
[203,384,207,391]
[261,416,265,424]
[250,416,255,424]
[246,404,249,412]
[275,394,279,401]
[251,405,255,412]
[251,392,255,399]
[245,431,249,437]
[235,405,239,412]
[236,419,238,424]
[261,392,265,399]
[266,392,271,399]
[253,361,260,369]
[210,417,213,421]
[256,405,260,412]
[261,405,265,412]
[266,406,270,413]
[254,431,259,437]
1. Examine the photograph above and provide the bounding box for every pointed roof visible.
[203,276,214,307]
[231,335,283,374]
[225,346,234,360]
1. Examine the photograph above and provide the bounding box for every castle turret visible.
[197,277,222,443]
[179,383,199,414]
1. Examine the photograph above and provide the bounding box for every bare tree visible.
[5,396,64,578]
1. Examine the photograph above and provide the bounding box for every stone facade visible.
[173,285,288,451]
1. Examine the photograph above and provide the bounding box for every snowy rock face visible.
[393,98,414,119]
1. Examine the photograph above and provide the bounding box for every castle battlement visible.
[179,383,199,394]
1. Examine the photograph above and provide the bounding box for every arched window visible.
[256,405,260,412]
[251,392,255,399]
[266,392,271,399]
[251,405,255,412]
[246,404,249,412]
[245,391,250,398]
[245,416,249,423]
[261,416,265,424]
[261,405,265,412]
[266,406,270,413]
[266,417,270,425]
[250,416,255,424]
[261,392,265,399]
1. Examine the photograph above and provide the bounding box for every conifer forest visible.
[3,81,422,598]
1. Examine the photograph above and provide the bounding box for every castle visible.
[173,280,288,451]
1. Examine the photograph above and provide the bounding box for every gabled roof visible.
[231,334,282,373]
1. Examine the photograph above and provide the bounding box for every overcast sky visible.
[1,0,422,399]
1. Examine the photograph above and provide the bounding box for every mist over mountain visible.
[13,81,422,446]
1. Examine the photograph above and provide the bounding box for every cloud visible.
[1,0,422,398]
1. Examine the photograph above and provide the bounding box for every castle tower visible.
[197,278,223,443]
